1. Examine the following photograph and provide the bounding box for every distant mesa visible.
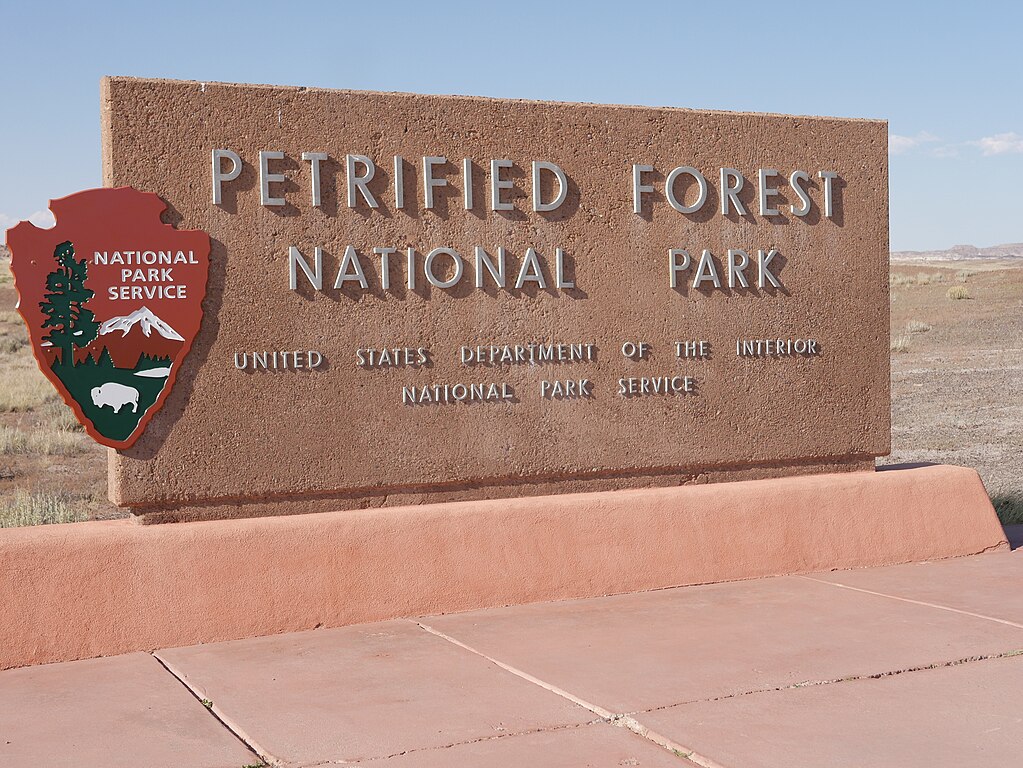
[891,242,1023,263]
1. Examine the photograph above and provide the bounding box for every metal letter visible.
[758,169,780,216]
[515,247,547,288]
[668,249,691,288]
[346,154,379,208]
[727,249,750,288]
[425,248,464,289]
[665,167,707,214]
[692,249,722,288]
[394,156,405,209]
[556,248,574,289]
[334,245,369,289]
[818,171,838,218]
[533,161,568,212]
[789,170,812,216]
[406,247,417,290]
[758,249,782,288]
[490,159,514,211]
[475,246,506,288]
[423,156,448,209]
[463,158,473,210]
[212,149,242,205]
[289,245,322,290]
[259,151,286,207]
[301,152,328,207]
[719,168,746,216]
[632,164,654,214]
[374,246,395,290]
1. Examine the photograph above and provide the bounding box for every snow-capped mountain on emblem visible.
[95,307,186,369]
[99,307,186,341]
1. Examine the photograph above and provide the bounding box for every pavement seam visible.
[797,574,1023,629]
[415,621,726,768]
[631,648,1023,715]
[150,652,281,768]
[296,720,600,766]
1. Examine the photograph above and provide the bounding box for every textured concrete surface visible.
[806,549,1023,625]
[156,621,594,765]
[0,653,257,768]
[103,77,889,520]
[361,724,686,768]
[2,547,1021,767]
[423,569,1023,713]
[639,654,1023,768]
[0,464,1005,669]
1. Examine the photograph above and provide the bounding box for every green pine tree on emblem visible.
[40,241,98,368]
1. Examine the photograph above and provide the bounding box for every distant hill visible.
[891,243,1023,262]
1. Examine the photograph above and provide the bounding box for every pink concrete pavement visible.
[2,545,1021,768]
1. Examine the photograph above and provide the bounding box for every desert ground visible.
[1,247,1020,525]
[883,258,1023,516]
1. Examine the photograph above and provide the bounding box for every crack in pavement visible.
[631,648,1023,716]
[150,652,280,768]
[415,621,723,768]
[295,720,601,766]
[142,568,1023,768]
[798,573,1023,629]
[415,614,1023,768]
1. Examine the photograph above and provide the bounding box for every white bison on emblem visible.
[91,382,140,414]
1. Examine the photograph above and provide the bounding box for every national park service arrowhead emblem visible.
[5,187,210,449]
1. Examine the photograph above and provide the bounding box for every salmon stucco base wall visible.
[0,464,1007,670]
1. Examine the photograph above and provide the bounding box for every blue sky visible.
[1,0,1020,251]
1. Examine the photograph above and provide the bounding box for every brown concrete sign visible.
[101,77,889,521]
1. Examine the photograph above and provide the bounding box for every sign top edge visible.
[100,75,888,127]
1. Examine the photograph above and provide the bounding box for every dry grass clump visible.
[955,268,976,282]
[0,314,27,354]
[890,334,912,353]
[0,364,56,412]
[0,425,86,456]
[32,429,87,455]
[889,272,946,288]
[0,333,24,353]
[0,427,27,454]
[0,310,22,324]
[992,492,1023,526]
[946,285,971,300]
[0,490,87,528]
[40,399,83,432]
[905,320,932,334]
[889,273,914,288]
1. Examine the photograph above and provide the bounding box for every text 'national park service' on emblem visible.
[5,187,211,449]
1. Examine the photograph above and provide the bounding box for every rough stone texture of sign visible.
[102,77,889,522]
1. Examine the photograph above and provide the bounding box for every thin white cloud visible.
[971,132,1023,156]
[889,131,940,155]
[0,209,55,244]
[27,209,56,229]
